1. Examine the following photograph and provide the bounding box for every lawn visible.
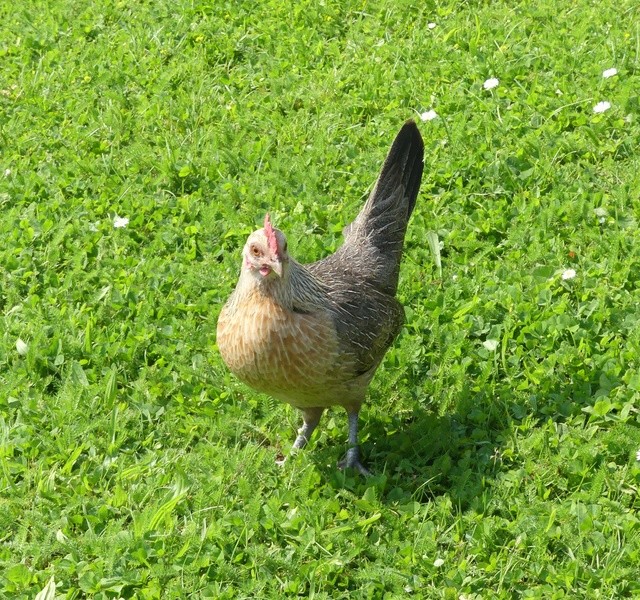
[1,0,640,598]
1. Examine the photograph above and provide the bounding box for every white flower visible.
[483,339,499,352]
[113,215,129,228]
[593,101,611,114]
[4,168,10,177]
[428,22,437,29]
[420,109,438,122]
[636,449,640,462]
[562,269,576,280]
[594,207,608,224]
[483,77,499,90]
[602,68,617,79]
[433,558,445,567]
[16,338,28,356]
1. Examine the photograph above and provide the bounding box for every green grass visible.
[2,0,640,597]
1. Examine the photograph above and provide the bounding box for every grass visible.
[2,0,640,597]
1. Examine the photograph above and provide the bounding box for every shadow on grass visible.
[308,362,612,507]
[308,397,508,509]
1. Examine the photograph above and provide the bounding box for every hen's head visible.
[242,214,289,281]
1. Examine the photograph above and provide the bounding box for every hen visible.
[217,120,424,474]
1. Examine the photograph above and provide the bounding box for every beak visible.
[271,258,283,277]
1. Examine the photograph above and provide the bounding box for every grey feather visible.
[305,120,424,377]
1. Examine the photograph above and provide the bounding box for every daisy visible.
[483,77,499,90]
[594,207,607,224]
[113,215,129,228]
[428,22,437,30]
[593,101,611,114]
[602,68,617,79]
[562,269,576,280]
[420,109,438,122]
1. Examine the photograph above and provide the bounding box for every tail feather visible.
[342,120,424,294]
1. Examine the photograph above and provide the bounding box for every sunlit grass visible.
[2,0,640,597]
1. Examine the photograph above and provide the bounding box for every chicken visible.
[216,120,424,474]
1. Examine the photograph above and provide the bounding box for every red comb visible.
[264,213,279,255]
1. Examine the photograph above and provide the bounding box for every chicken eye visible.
[250,245,261,257]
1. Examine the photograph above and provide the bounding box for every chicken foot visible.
[292,407,324,450]
[338,409,371,476]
